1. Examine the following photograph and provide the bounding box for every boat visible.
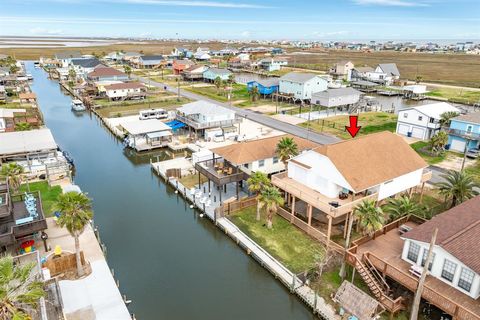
[26,74,34,81]
[33,61,40,69]
[71,99,86,111]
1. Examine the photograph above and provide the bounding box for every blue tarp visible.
[166,120,186,130]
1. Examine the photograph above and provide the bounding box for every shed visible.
[333,281,384,320]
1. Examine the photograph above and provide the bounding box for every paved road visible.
[136,75,341,145]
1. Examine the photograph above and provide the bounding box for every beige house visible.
[271,131,431,249]
[330,60,354,77]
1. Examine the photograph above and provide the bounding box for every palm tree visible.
[0,162,24,193]
[258,186,284,229]
[247,171,271,221]
[249,85,259,102]
[0,255,45,320]
[439,111,460,127]
[383,195,425,221]
[353,199,384,236]
[436,170,479,208]
[15,122,31,131]
[276,137,299,167]
[54,192,93,277]
[429,131,448,155]
[68,68,76,82]
[214,76,223,93]
[123,65,132,79]
[228,73,235,84]
[9,65,19,74]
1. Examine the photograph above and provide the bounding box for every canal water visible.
[26,62,316,320]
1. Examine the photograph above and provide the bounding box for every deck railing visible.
[447,128,480,140]
[175,114,242,130]
[195,159,248,185]
[365,252,480,320]
[271,172,379,218]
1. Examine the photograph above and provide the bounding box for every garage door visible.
[397,124,410,136]
[411,127,425,139]
[450,139,466,152]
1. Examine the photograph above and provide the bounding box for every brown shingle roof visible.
[88,66,126,78]
[211,134,318,166]
[19,93,37,100]
[104,82,144,90]
[403,196,480,274]
[313,131,427,191]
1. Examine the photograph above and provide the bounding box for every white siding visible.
[377,169,423,200]
[244,157,284,175]
[402,239,480,299]
[287,152,352,198]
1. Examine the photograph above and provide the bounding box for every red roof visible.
[104,82,144,90]
[88,66,126,78]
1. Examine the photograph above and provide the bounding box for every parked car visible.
[466,148,480,159]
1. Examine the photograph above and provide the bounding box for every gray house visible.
[138,55,164,68]
[311,87,362,108]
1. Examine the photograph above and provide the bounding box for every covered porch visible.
[194,156,249,204]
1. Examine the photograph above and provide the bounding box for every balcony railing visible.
[195,158,248,186]
[271,172,379,218]
[447,128,480,140]
[175,114,242,130]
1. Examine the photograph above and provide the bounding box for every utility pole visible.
[410,228,438,320]
[461,137,471,171]
[177,78,180,102]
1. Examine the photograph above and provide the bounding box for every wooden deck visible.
[348,217,480,320]
[272,172,379,219]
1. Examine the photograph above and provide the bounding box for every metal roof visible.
[177,100,234,117]
[121,119,172,135]
[0,129,57,156]
[71,58,102,68]
[312,87,362,98]
[279,72,319,83]
[377,63,400,77]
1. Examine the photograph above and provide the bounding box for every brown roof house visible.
[211,134,318,176]
[87,66,128,82]
[402,196,480,299]
[271,131,431,247]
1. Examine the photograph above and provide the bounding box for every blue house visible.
[203,68,232,82]
[447,113,480,152]
[247,79,280,95]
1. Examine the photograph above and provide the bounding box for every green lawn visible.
[426,87,480,104]
[465,158,480,184]
[19,181,62,217]
[95,97,190,118]
[410,141,463,165]
[185,83,249,103]
[228,206,326,273]
[299,112,398,140]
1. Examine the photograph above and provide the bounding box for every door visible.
[411,127,425,139]
[397,123,410,136]
[450,138,466,152]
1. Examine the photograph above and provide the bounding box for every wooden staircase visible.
[351,253,404,313]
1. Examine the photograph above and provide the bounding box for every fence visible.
[215,196,257,218]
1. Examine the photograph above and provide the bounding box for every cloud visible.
[352,0,429,6]
[29,27,64,35]
[312,31,349,37]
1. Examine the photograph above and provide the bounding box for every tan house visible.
[271,131,431,249]
[330,60,354,77]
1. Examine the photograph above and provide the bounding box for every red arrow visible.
[345,115,361,138]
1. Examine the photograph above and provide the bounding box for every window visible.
[244,163,249,169]
[467,125,473,134]
[407,241,421,263]
[273,156,279,164]
[421,250,435,271]
[258,160,265,167]
[441,259,457,282]
[418,116,423,121]
[429,118,435,123]
[403,113,408,118]
[458,268,475,292]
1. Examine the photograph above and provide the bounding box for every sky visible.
[0,0,479,41]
